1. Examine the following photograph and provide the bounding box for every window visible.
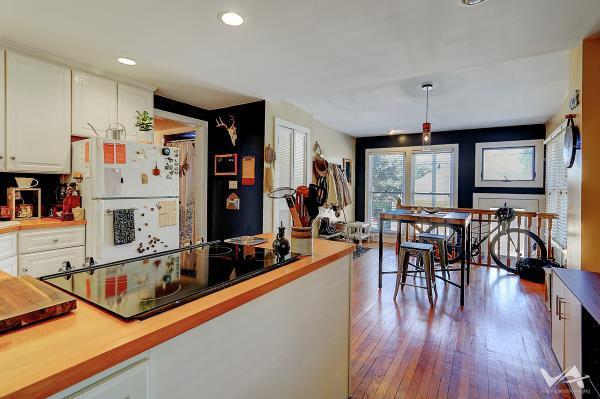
[474,140,544,188]
[367,152,404,231]
[411,151,454,207]
[482,146,535,181]
[545,126,568,250]
[274,118,309,230]
[366,145,458,233]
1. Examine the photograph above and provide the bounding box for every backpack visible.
[516,257,561,283]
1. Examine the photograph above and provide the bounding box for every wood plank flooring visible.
[351,243,571,399]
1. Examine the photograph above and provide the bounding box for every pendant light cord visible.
[425,87,429,124]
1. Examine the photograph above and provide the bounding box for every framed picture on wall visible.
[343,158,352,184]
[214,154,238,176]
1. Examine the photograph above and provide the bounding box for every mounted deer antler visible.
[216,115,237,146]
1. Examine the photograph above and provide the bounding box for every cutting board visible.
[0,272,76,333]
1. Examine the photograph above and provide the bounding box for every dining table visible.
[378,209,472,306]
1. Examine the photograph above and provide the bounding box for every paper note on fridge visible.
[104,168,122,196]
[158,201,177,226]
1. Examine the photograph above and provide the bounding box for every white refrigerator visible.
[72,138,180,265]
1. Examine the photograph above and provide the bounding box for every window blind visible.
[368,152,404,228]
[411,151,454,207]
[545,127,568,249]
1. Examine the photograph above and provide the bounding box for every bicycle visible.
[418,205,548,273]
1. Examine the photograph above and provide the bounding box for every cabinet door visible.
[72,70,118,137]
[69,360,149,399]
[6,52,71,173]
[18,246,85,278]
[18,226,85,254]
[117,83,154,143]
[0,232,17,260]
[551,274,565,369]
[564,288,583,399]
[0,49,5,171]
[0,256,18,276]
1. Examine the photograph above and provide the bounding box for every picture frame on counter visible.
[214,154,238,176]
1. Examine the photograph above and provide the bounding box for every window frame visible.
[474,139,544,188]
[365,144,459,234]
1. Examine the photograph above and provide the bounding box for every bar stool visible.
[394,241,437,307]
[418,232,450,281]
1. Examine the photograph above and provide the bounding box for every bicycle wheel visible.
[489,228,547,273]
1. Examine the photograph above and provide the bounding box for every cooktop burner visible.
[42,242,301,320]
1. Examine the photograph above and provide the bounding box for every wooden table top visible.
[553,268,600,325]
[0,218,86,235]
[380,209,471,226]
[0,236,354,399]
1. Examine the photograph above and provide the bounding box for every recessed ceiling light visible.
[219,12,244,26]
[117,57,136,66]
[461,0,486,6]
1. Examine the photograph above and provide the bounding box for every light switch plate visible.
[229,180,238,189]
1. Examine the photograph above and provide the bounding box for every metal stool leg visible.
[394,249,407,299]
[423,250,434,307]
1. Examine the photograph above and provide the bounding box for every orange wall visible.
[581,34,600,272]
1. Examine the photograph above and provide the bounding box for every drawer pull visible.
[52,238,59,243]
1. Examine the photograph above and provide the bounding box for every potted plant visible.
[135,110,154,143]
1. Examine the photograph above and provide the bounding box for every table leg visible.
[460,226,465,307]
[379,218,383,289]
[466,223,471,285]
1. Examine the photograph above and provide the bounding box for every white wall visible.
[263,101,355,233]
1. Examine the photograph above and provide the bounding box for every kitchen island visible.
[0,235,354,399]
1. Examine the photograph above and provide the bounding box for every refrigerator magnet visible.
[141,173,149,184]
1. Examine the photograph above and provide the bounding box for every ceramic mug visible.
[15,177,39,188]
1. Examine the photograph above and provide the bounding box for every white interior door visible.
[273,119,310,232]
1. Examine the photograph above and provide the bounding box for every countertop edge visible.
[2,239,354,399]
[0,219,86,234]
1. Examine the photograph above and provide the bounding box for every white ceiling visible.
[290,51,570,136]
[0,0,598,135]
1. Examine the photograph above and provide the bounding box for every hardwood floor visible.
[351,243,571,399]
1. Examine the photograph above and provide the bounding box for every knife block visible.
[7,188,42,220]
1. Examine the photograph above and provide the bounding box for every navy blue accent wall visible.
[154,95,265,240]
[354,124,546,221]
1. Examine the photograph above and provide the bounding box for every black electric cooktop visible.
[42,242,301,320]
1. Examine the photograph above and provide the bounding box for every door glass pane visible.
[482,146,535,181]
[412,152,453,207]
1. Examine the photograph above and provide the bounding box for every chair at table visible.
[417,232,450,282]
[394,241,437,307]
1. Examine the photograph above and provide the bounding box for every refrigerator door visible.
[87,197,179,265]
[89,138,179,199]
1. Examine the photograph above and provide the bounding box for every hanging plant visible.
[135,111,154,131]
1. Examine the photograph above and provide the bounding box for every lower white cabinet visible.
[0,232,17,260]
[68,360,149,399]
[19,226,85,254]
[551,272,583,399]
[19,246,85,278]
[0,255,17,275]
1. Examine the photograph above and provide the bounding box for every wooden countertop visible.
[0,236,354,399]
[0,219,86,234]
[553,268,600,325]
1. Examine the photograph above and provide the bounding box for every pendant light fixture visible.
[421,83,433,150]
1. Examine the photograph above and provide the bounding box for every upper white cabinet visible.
[117,83,154,143]
[0,49,5,172]
[5,51,71,173]
[72,70,118,137]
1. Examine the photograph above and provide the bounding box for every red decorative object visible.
[152,163,161,176]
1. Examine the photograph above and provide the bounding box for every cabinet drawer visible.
[18,246,85,278]
[0,232,17,260]
[0,255,17,276]
[19,226,85,254]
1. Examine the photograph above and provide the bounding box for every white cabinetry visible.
[118,83,154,143]
[72,70,118,137]
[67,360,149,399]
[551,273,583,399]
[17,226,86,278]
[0,232,18,275]
[0,49,5,171]
[5,52,71,173]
